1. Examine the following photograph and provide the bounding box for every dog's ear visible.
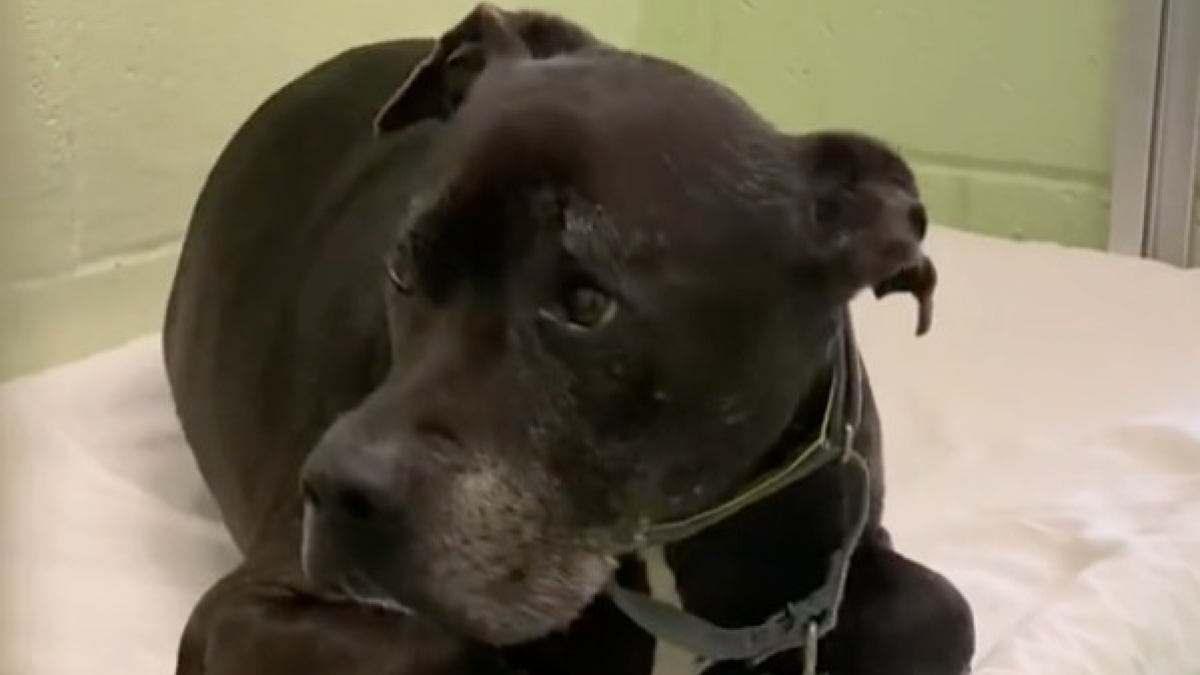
[872,255,937,336]
[791,131,938,336]
[373,4,598,136]
[374,4,527,135]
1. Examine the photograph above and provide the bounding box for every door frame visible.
[1108,0,1199,266]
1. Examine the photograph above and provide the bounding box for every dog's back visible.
[163,38,437,553]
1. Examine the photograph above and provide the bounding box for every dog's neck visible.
[656,361,849,624]
[633,312,865,642]
[505,316,866,675]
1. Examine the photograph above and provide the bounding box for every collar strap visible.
[607,450,869,668]
[605,321,869,670]
[636,323,860,548]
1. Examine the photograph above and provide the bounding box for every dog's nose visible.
[301,437,405,526]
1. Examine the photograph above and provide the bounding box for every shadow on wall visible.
[0,0,639,381]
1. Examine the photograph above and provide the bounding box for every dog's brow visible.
[561,206,632,264]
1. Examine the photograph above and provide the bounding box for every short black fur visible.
[163,5,974,675]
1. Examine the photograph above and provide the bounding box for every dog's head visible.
[300,3,934,646]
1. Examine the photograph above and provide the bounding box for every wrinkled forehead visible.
[442,53,800,271]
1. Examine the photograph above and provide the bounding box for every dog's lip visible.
[337,590,416,616]
[304,553,419,618]
[324,574,418,616]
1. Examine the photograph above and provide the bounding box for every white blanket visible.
[2,227,1199,675]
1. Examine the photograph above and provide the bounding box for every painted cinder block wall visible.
[1,0,640,380]
[2,0,1175,381]
[634,0,1125,251]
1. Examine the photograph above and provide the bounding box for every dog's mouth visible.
[326,569,418,617]
[303,517,622,645]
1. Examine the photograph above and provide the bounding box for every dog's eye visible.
[561,284,616,329]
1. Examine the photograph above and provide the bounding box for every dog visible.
[162,5,974,675]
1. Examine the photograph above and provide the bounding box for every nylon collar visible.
[604,320,869,674]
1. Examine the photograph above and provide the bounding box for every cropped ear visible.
[790,130,938,336]
[873,255,937,336]
[374,4,527,135]
[373,4,599,136]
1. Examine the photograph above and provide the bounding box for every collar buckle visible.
[802,621,819,675]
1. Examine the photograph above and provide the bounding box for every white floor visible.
[3,226,1200,675]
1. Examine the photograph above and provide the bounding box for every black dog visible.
[163,5,974,675]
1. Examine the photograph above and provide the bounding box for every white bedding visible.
[2,227,1199,675]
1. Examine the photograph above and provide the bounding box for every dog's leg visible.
[176,566,507,675]
[815,536,975,675]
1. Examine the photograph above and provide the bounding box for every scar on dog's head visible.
[370,3,603,308]
[374,2,600,135]
[792,130,937,335]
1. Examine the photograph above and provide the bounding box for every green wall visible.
[1,0,638,381]
[635,0,1122,249]
[0,0,1139,380]
[1194,177,1200,267]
